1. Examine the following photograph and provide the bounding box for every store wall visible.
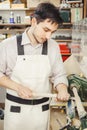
[0,10,26,23]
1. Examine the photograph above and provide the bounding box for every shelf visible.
[66,1,82,3]
[0,23,30,34]
[61,53,71,56]
[0,23,30,26]
[0,8,35,11]
[0,29,25,34]
[72,40,81,43]
[62,23,72,25]
[55,39,72,42]
[60,7,83,9]
[58,28,72,31]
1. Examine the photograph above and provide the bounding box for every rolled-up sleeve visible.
[49,40,68,87]
[0,42,7,78]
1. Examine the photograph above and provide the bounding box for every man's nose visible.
[46,32,51,39]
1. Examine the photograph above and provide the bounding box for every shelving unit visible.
[0,0,86,63]
[55,0,85,61]
[50,1,87,129]
[0,3,33,39]
[0,0,86,59]
[52,23,72,60]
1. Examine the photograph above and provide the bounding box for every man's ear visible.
[31,17,37,26]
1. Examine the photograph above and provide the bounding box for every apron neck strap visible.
[42,41,48,55]
[17,34,48,55]
[17,34,24,55]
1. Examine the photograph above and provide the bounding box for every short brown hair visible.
[31,2,63,24]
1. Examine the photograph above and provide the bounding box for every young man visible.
[0,2,70,130]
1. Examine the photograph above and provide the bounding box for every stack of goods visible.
[59,42,71,61]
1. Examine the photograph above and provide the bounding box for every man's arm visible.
[50,41,70,101]
[0,40,33,99]
[0,76,33,99]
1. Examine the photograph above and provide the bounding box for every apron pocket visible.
[42,104,49,112]
[10,106,21,113]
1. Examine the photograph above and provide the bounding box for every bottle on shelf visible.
[9,12,14,24]
[16,15,21,23]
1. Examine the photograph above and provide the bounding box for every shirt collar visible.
[21,27,31,45]
[21,27,45,48]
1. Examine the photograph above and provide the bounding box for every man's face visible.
[31,19,58,44]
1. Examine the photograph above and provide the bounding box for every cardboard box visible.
[27,0,60,8]
[50,0,60,7]
[0,0,10,9]
[11,3,25,9]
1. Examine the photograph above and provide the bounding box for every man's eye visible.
[44,29,49,32]
[52,30,56,33]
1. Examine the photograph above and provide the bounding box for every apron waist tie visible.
[6,93,49,105]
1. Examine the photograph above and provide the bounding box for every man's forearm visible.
[0,76,33,99]
[0,76,19,92]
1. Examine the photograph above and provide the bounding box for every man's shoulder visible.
[48,38,57,45]
[48,38,59,50]
[0,35,16,48]
[0,35,18,55]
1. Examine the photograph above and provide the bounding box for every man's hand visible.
[16,85,33,99]
[56,83,70,101]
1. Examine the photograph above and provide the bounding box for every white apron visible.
[4,35,51,130]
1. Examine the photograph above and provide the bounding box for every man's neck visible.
[27,28,38,46]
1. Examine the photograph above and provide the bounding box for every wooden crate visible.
[11,3,25,8]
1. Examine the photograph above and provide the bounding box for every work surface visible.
[0,120,4,130]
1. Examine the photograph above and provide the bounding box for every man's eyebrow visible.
[52,30,57,33]
[43,27,50,30]
[43,27,57,33]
